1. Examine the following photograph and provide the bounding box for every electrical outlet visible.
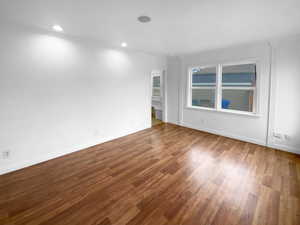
[2,150,10,159]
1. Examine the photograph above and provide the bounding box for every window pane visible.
[192,67,216,87]
[222,64,256,87]
[153,88,160,96]
[153,76,160,87]
[192,89,215,108]
[222,89,254,112]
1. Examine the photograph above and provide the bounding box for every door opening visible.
[151,70,165,127]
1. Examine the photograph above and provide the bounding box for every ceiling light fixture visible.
[121,42,127,47]
[137,16,151,23]
[52,25,63,32]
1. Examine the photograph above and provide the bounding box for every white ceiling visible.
[1,0,300,55]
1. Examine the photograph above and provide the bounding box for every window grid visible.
[188,62,258,114]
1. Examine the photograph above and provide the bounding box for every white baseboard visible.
[180,121,266,146]
[0,126,149,175]
[267,142,300,155]
[2,124,298,176]
[165,121,179,126]
[179,121,300,155]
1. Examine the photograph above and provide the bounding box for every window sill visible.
[185,106,261,117]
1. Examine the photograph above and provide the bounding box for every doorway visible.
[151,70,166,126]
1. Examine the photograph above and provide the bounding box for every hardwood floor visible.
[0,123,299,225]
[152,117,163,126]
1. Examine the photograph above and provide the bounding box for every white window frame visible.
[187,64,218,110]
[187,60,260,116]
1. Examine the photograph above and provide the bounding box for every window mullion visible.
[216,64,222,110]
[191,87,216,89]
[221,87,256,90]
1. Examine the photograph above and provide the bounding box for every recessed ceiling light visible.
[121,42,127,47]
[137,16,151,23]
[52,25,63,32]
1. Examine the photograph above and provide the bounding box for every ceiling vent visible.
[137,16,151,23]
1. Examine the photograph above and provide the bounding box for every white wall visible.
[167,40,300,154]
[167,43,271,146]
[268,36,300,154]
[166,56,181,124]
[0,23,166,174]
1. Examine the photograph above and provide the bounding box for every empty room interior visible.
[1,1,300,225]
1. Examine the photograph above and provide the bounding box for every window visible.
[152,75,161,97]
[222,64,256,112]
[190,66,216,108]
[188,62,258,114]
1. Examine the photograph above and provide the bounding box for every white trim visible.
[266,42,277,150]
[179,122,300,155]
[253,60,261,114]
[187,60,259,115]
[192,83,216,86]
[216,64,222,110]
[186,105,216,112]
[189,64,218,70]
[0,126,149,175]
[162,70,168,122]
[185,106,261,117]
[218,108,259,117]
[191,87,216,89]
[187,65,218,108]
[221,87,255,90]
[181,121,266,146]
[267,143,300,155]
[223,83,253,86]
[179,61,184,124]
[193,82,253,86]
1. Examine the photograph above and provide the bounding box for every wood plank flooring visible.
[0,123,300,225]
